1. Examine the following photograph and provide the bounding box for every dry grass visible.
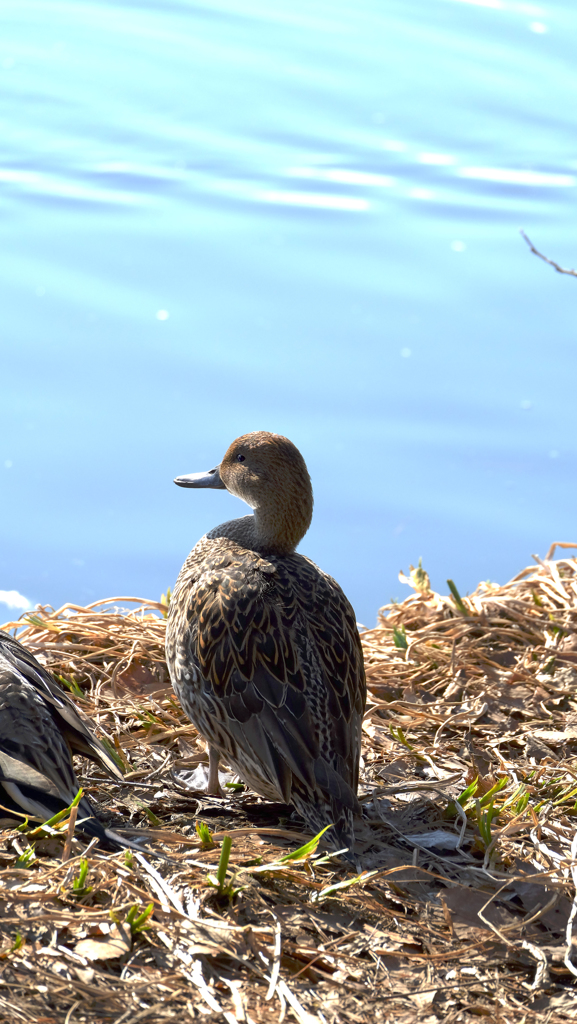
[2,543,577,1022]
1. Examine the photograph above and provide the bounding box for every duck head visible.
[174,431,313,555]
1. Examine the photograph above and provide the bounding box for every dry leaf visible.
[75,922,131,961]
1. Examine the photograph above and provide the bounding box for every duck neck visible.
[252,498,312,556]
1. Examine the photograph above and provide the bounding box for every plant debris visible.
[1,543,577,1022]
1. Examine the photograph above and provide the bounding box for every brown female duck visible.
[166,431,366,861]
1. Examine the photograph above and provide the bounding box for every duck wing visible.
[0,631,123,780]
[0,635,163,855]
[170,548,366,811]
[0,672,94,820]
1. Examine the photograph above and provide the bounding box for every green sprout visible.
[0,933,23,959]
[18,787,85,840]
[514,791,531,815]
[136,709,163,726]
[553,784,577,807]
[15,846,36,869]
[389,724,414,750]
[25,614,57,631]
[196,821,214,848]
[409,558,431,594]
[475,798,500,848]
[318,870,378,899]
[457,777,479,807]
[125,903,154,935]
[56,674,85,699]
[499,783,529,815]
[389,724,428,763]
[478,777,508,807]
[98,736,127,773]
[208,835,232,891]
[72,858,92,898]
[278,825,333,863]
[392,625,408,650]
[160,587,172,617]
[135,801,162,827]
[206,836,243,898]
[250,825,345,878]
[447,579,469,615]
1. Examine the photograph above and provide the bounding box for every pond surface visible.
[2,0,577,625]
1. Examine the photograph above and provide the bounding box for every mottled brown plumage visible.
[0,630,144,851]
[166,432,366,861]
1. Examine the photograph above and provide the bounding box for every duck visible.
[166,431,366,863]
[0,630,144,851]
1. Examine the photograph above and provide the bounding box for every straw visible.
[2,545,577,1021]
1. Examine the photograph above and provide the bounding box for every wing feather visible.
[0,631,123,780]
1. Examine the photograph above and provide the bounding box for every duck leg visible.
[207,745,223,796]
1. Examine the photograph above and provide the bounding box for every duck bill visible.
[174,466,226,489]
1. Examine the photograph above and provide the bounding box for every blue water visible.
[2,0,577,626]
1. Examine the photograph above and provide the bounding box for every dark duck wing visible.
[166,432,366,863]
[0,630,142,851]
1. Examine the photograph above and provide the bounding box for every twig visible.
[521,939,549,989]
[520,230,577,277]
[265,913,282,1001]
[61,803,79,863]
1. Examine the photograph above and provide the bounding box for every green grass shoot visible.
[0,933,23,959]
[99,736,127,773]
[478,777,508,807]
[206,835,243,897]
[15,846,36,869]
[196,820,214,848]
[317,870,378,900]
[160,587,172,617]
[25,614,60,633]
[389,725,426,761]
[216,835,232,889]
[126,903,154,934]
[457,777,479,806]
[56,674,85,699]
[72,858,92,897]
[21,787,85,840]
[392,624,408,649]
[447,579,469,615]
[279,824,333,863]
[410,558,431,594]
[134,800,162,827]
[476,798,500,848]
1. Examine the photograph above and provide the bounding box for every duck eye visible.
[237,454,245,463]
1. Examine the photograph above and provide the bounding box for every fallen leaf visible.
[75,922,131,961]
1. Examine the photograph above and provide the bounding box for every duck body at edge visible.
[0,630,144,852]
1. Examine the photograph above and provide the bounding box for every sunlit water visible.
[2,0,577,626]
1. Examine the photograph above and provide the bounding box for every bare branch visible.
[520,229,577,277]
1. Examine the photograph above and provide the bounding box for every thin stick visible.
[61,803,79,863]
[520,230,577,278]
